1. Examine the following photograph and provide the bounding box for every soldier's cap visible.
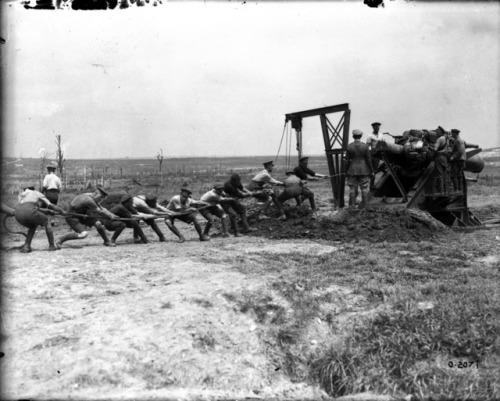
[285,171,296,175]
[180,187,192,196]
[437,126,446,132]
[451,129,460,134]
[121,194,133,203]
[213,183,225,190]
[145,194,157,202]
[352,129,363,137]
[96,186,108,197]
[371,122,381,126]
[299,157,309,162]
[46,161,58,170]
[23,183,36,190]
[263,160,274,167]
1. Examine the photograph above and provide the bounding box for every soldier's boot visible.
[110,225,126,245]
[95,223,115,247]
[167,224,185,243]
[192,220,209,241]
[258,200,272,220]
[221,216,231,238]
[229,216,242,237]
[309,195,317,211]
[150,221,167,242]
[133,226,149,244]
[55,232,81,248]
[240,213,256,233]
[202,221,212,239]
[457,176,463,193]
[45,225,59,251]
[360,191,369,208]
[20,227,36,253]
[348,194,356,207]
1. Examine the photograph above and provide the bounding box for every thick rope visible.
[274,121,288,166]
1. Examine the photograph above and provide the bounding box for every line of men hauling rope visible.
[1,157,329,253]
[2,123,467,253]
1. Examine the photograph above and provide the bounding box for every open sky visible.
[1,1,499,159]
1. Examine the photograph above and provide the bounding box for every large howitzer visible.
[371,138,484,226]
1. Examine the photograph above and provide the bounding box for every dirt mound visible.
[250,207,447,243]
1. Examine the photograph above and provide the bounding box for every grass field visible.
[1,155,499,400]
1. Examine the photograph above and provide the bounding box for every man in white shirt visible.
[42,161,62,205]
[246,161,286,221]
[366,122,385,189]
[165,188,209,242]
[199,183,233,239]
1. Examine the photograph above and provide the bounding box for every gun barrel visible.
[375,141,405,154]
[465,143,479,149]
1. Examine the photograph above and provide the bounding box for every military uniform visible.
[222,174,256,234]
[345,130,373,207]
[433,130,449,195]
[132,195,167,242]
[57,189,116,248]
[199,185,230,238]
[15,188,63,252]
[246,161,286,220]
[449,129,466,193]
[277,172,316,210]
[165,188,208,242]
[104,195,149,244]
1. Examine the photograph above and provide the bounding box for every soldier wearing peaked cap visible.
[56,186,119,248]
[449,129,466,193]
[345,130,373,208]
[42,161,62,205]
[103,194,150,245]
[165,187,209,242]
[246,161,287,221]
[431,126,450,195]
[366,122,385,189]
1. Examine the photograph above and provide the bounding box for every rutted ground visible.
[1,229,338,400]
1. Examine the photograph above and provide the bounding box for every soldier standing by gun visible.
[449,128,466,193]
[14,184,65,253]
[222,173,257,236]
[366,122,386,189]
[246,161,287,221]
[104,194,152,245]
[345,130,373,208]
[165,187,209,243]
[431,126,449,195]
[56,187,119,248]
